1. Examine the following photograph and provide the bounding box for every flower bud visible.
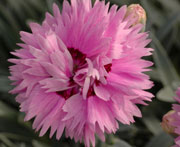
[125,4,147,31]
[161,110,177,136]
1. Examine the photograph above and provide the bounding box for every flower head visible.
[161,110,176,135]
[125,4,147,31]
[170,88,180,147]
[9,0,153,146]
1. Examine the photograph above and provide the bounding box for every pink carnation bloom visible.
[9,0,153,146]
[171,88,180,147]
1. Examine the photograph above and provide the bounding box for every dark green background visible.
[0,0,180,146]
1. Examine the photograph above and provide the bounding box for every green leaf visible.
[0,117,37,140]
[0,143,6,147]
[143,116,162,135]
[102,137,132,147]
[145,132,173,147]
[0,101,17,118]
[157,0,180,12]
[157,86,176,102]
[157,12,180,41]
[16,143,26,147]
[141,0,165,27]
[0,132,32,142]
[0,18,17,49]
[146,68,161,82]
[17,0,37,17]
[0,3,20,33]
[32,140,50,147]
[151,33,180,88]
[0,134,17,147]
[118,123,137,132]
[27,0,46,12]
[6,0,25,21]
[0,76,13,93]
[108,138,132,147]
[0,69,9,75]
[152,33,180,102]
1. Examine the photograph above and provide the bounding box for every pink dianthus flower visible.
[9,0,154,146]
[171,88,180,147]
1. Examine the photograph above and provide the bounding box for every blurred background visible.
[0,0,180,146]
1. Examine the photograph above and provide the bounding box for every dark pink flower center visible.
[56,48,112,100]
[56,87,78,100]
[87,86,96,97]
[104,63,112,73]
[68,48,86,72]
